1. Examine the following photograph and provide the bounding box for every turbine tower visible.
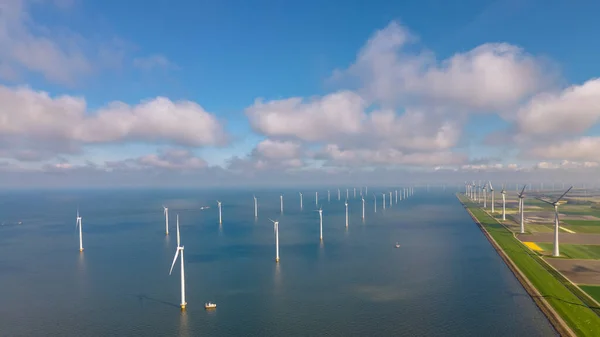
[217,201,222,224]
[315,191,318,206]
[354,187,356,198]
[361,196,365,220]
[346,189,349,200]
[316,208,323,241]
[169,215,187,310]
[373,194,377,213]
[254,195,258,218]
[483,183,487,208]
[269,219,280,263]
[389,192,392,207]
[382,193,386,210]
[76,209,83,252]
[280,194,284,214]
[395,190,398,204]
[299,192,303,210]
[537,187,573,257]
[501,184,506,221]
[489,181,495,213]
[163,205,169,235]
[338,188,340,201]
[345,200,349,228]
[518,185,527,234]
[328,190,330,202]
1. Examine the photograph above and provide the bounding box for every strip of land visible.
[457,194,600,337]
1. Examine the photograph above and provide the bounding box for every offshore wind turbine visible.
[269,218,280,263]
[76,209,83,252]
[169,215,187,310]
[338,188,340,201]
[299,192,303,210]
[217,201,222,224]
[163,205,169,235]
[315,191,318,206]
[345,200,349,228]
[389,192,392,207]
[483,183,487,208]
[254,195,258,218]
[328,190,330,202]
[346,189,349,200]
[361,196,365,220]
[518,185,527,234]
[489,182,495,213]
[280,194,284,214]
[537,187,573,257]
[354,187,356,198]
[382,193,386,210]
[395,190,398,204]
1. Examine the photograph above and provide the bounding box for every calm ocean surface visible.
[0,188,556,336]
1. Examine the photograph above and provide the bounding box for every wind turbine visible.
[315,191,318,206]
[76,209,83,252]
[345,200,349,228]
[299,192,303,210]
[518,185,527,234]
[254,195,258,218]
[338,188,340,201]
[328,190,330,202]
[163,205,169,235]
[501,184,506,221]
[373,194,377,213]
[269,218,280,263]
[169,215,187,310]
[489,181,495,213]
[346,189,349,200]
[395,190,398,204]
[483,183,487,209]
[537,187,573,257]
[315,208,323,241]
[361,196,365,220]
[217,201,222,224]
[280,194,284,214]
[389,192,392,207]
[354,187,356,199]
[382,193,386,210]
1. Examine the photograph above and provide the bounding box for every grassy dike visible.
[457,194,600,337]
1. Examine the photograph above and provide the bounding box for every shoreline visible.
[457,194,575,337]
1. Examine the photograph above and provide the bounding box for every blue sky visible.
[0,0,599,186]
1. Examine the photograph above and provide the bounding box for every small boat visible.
[395,242,401,248]
[205,302,217,309]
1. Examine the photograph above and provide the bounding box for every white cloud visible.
[227,139,306,172]
[316,144,466,167]
[0,85,229,160]
[106,148,207,171]
[528,137,600,161]
[534,160,599,170]
[333,21,551,110]
[133,54,176,70]
[253,139,303,160]
[516,78,600,136]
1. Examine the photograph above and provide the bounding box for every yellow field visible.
[523,241,543,251]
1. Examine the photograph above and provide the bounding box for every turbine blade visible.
[535,197,554,205]
[555,186,573,203]
[519,184,527,197]
[176,215,181,247]
[169,249,180,275]
[488,181,493,190]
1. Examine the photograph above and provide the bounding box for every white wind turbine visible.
[373,194,377,213]
[217,200,222,224]
[501,184,506,221]
[382,193,386,210]
[315,207,323,241]
[483,183,487,209]
[162,205,169,235]
[361,196,365,220]
[299,192,303,210]
[76,209,84,252]
[328,190,330,202]
[389,192,392,207]
[315,191,318,206]
[338,188,341,201]
[354,187,356,199]
[489,181,495,213]
[518,185,527,234]
[169,215,187,310]
[280,194,284,214]
[537,187,573,257]
[345,200,349,228]
[346,188,349,200]
[269,218,280,263]
[254,195,258,218]
[395,190,398,204]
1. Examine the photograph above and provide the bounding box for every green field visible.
[563,220,600,234]
[537,243,600,259]
[459,194,600,336]
[580,286,600,303]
